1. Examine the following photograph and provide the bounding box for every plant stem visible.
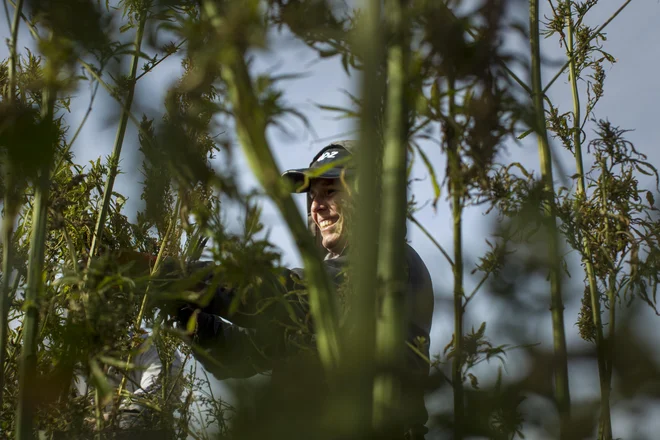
[446,72,465,440]
[373,0,408,431]
[408,214,454,267]
[54,80,101,173]
[7,0,23,103]
[15,86,55,440]
[606,269,616,394]
[94,388,103,437]
[86,13,146,266]
[134,38,187,81]
[201,0,341,371]
[348,0,384,430]
[0,0,24,410]
[0,218,15,409]
[566,11,611,439]
[600,158,617,440]
[530,0,571,436]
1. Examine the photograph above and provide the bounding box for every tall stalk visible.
[373,0,408,430]
[0,0,25,409]
[599,158,616,440]
[530,0,571,435]
[201,0,341,370]
[15,87,55,440]
[446,73,464,440]
[566,11,611,439]
[86,12,146,266]
[7,0,24,101]
[339,0,386,432]
[0,142,15,413]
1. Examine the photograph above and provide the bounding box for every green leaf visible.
[430,80,440,111]
[187,310,198,334]
[97,356,136,370]
[413,144,441,207]
[646,191,655,207]
[468,373,479,389]
[316,104,358,119]
[89,358,113,406]
[476,322,486,338]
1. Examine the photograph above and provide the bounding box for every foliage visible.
[0,0,658,439]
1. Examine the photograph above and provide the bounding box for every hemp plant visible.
[407,1,526,437]
[273,1,530,437]
[540,1,651,438]
[0,0,222,437]
[3,0,659,438]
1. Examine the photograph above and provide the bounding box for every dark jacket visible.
[176,244,434,436]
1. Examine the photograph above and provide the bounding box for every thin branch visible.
[464,272,489,307]
[7,0,24,105]
[67,80,100,151]
[86,14,147,264]
[78,60,149,135]
[408,214,454,267]
[543,0,633,94]
[2,0,11,39]
[135,39,187,81]
[54,80,101,173]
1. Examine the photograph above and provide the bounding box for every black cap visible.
[282,142,354,193]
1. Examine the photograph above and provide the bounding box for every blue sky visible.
[2,1,660,437]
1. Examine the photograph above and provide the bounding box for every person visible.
[172,140,434,438]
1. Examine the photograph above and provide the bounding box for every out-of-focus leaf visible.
[89,358,113,406]
[413,143,441,207]
[97,355,136,370]
[186,309,198,334]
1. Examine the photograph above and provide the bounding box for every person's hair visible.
[331,174,355,250]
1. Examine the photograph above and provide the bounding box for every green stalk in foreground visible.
[342,0,385,433]
[530,0,571,434]
[0,0,25,409]
[0,214,15,409]
[86,13,146,266]
[202,0,341,370]
[15,88,55,440]
[373,0,408,430]
[566,12,611,439]
[600,159,617,440]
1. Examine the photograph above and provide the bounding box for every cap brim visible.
[282,168,346,193]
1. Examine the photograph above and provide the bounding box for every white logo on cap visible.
[316,151,339,162]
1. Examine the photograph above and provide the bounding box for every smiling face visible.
[309,178,349,258]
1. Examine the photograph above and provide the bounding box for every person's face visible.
[310,178,347,256]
